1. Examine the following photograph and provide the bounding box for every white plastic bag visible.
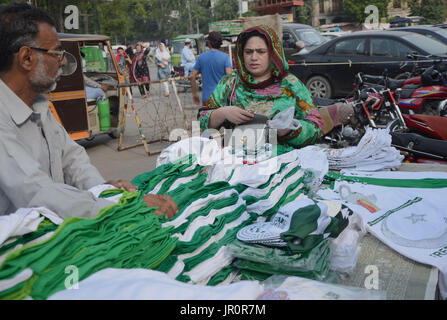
[156,137,221,167]
[258,275,386,300]
[268,107,301,130]
[329,213,366,275]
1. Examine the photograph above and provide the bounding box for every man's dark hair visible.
[0,2,55,72]
[208,31,223,49]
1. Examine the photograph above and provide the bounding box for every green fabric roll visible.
[0,192,177,300]
[174,204,247,255]
[228,239,329,271]
[233,242,330,281]
[206,265,237,286]
[0,221,58,257]
[325,171,447,189]
[131,154,198,193]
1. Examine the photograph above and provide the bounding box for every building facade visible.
[249,0,414,27]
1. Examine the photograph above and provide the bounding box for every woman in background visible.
[198,25,354,150]
[115,47,133,84]
[155,42,171,97]
[132,42,151,99]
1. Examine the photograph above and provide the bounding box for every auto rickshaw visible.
[44,33,125,141]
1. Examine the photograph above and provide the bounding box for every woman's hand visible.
[208,106,254,129]
[222,106,254,125]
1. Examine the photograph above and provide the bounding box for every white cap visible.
[185,38,192,43]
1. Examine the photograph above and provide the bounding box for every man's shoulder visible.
[0,98,11,125]
[200,50,229,60]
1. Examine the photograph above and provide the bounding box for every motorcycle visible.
[318,70,447,162]
[360,55,447,116]
[386,113,447,163]
[319,73,407,148]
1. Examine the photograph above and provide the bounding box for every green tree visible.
[409,0,446,24]
[294,1,313,25]
[2,0,217,42]
[342,0,391,24]
[242,8,260,18]
[213,0,239,21]
[3,0,100,34]
[98,0,132,44]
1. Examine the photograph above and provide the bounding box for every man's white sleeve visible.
[0,124,113,219]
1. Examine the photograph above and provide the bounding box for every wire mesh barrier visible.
[116,67,201,155]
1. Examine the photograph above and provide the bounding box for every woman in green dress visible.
[197,25,353,149]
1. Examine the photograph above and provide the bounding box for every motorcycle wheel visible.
[386,119,406,134]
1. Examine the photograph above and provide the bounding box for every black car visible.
[282,23,327,60]
[389,25,447,45]
[288,30,447,98]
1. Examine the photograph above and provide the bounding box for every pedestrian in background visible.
[115,47,133,84]
[155,42,171,97]
[181,38,196,77]
[81,52,108,102]
[132,42,151,99]
[191,31,233,105]
[125,46,136,94]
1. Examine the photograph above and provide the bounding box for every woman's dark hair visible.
[125,46,134,59]
[208,31,223,49]
[0,2,55,72]
[239,30,269,51]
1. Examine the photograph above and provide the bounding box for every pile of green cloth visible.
[229,239,331,281]
[0,192,177,300]
[229,198,350,282]
[0,151,323,299]
[131,154,316,286]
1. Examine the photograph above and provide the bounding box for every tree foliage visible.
[98,0,132,42]
[409,0,446,24]
[294,0,313,25]
[213,0,239,21]
[342,0,391,24]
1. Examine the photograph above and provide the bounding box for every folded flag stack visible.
[232,198,350,281]
[320,128,404,171]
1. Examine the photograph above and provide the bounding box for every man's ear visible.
[16,46,35,72]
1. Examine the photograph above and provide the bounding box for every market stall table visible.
[332,162,447,300]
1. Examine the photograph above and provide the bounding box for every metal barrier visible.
[116,73,201,156]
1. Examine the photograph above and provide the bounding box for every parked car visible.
[389,25,447,45]
[320,32,350,41]
[288,30,447,98]
[282,23,328,60]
